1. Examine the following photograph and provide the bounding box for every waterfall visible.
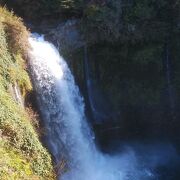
[28,34,154,180]
[84,46,113,123]
[164,43,176,120]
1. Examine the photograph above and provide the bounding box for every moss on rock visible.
[0,7,55,179]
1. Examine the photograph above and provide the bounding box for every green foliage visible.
[0,7,29,55]
[0,90,53,178]
[3,0,180,44]
[80,0,180,44]
[123,0,180,43]
[0,7,31,91]
[57,0,83,11]
[9,53,32,96]
[0,139,35,179]
[0,7,55,179]
[0,22,12,87]
[82,1,121,43]
[4,0,83,20]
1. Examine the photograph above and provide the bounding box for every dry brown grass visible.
[0,7,29,56]
[55,159,67,177]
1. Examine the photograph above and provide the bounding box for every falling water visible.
[28,34,156,180]
[164,43,176,120]
[84,46,112,123]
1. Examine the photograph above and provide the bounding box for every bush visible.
[0,7,29,55]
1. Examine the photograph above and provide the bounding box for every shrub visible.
[0,7,29,55]
[0,139,36,180]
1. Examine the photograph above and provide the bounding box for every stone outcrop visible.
[43,19,84,53]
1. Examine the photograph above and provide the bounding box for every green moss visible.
[0,7,55,179]
[0,139,35,180]
[0,89,54,178]
[82,1,121,43]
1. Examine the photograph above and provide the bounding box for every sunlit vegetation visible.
[0,139,35,179]
[0,7,55,179]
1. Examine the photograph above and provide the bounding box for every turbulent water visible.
[28,34,179,180]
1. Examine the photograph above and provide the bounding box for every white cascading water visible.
[28,34,154,180]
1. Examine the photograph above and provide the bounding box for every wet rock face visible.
[9,82,24,108]
[44,19,84,53]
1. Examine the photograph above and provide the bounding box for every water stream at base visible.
[28,34,171,180]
